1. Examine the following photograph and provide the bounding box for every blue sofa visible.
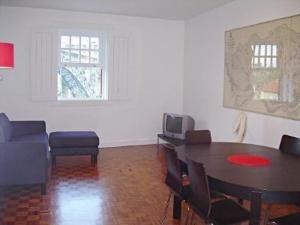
[0,113,49,194]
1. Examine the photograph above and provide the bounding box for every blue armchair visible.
[0,113,49,194]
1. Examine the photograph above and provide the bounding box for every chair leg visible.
[184,205,191,225]
[189,211,195,225]
[91,154,97,165]
[51,155,56,166]
[238,198,244,205]
[160,191,172,225]
[41,183,46,195]
[173,195,182,219]
[205,220,214,225]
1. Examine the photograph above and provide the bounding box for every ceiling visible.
[0,0,235,20]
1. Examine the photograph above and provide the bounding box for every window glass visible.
[71,36,80,49]
[61,49,70,63]
[70,50,80,63]
[90,37,99,49]
[80,50,89,63]
[90,51,99,64]
[81,37,89,49]
[61,36,70,48]
[58,33,105,100]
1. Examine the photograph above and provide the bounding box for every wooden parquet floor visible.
[0,145,299,225]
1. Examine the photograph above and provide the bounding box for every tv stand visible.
[157,134,185,152]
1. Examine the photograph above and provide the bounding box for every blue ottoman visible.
[49,131,99,166]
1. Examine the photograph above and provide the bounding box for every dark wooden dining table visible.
[174,142,300,225]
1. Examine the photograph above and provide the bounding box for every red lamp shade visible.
[0,42,14,69]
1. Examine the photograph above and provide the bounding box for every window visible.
[30,28,129,102]
[58,33,107,100]
[251,44,280,101]
[251,44,278,69]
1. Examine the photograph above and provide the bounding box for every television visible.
[162,113,195,140]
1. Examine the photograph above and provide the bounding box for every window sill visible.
[49,99,113,107]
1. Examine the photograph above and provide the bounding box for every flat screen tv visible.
[163,113,195,140]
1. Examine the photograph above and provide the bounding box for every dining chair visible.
[279,134,300,207]
[185,129,227,201]
[182,130,212,175]
[266,135,300,224]
[185,130,212,144]
[160,146,189,225]
[279,134,300,156]
[185,158,249,225]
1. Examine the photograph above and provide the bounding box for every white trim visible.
[100,138,157,148]
[30,28,58,101]
[107,35,130,100]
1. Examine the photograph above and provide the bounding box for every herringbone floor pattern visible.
[0,145,299,225]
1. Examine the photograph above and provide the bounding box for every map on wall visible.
[224,14,300,120]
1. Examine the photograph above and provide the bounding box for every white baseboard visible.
[100,138,157,148]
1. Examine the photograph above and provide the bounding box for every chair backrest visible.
[0,113,12,143]
[279,135,300,156]
[187,158,211,217]
[185,130,212,145]
[164,147,182,193]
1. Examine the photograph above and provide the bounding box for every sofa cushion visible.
[11,132,49,143]
[0,113,12,143]
[49,131,99,148]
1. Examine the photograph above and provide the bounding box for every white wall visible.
[183,0,300,148]
[3,1,299,149]
[0,6,184,147]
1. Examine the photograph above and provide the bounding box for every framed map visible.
[224,14,300,120]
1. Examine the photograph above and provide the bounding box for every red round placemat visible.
[227,154,270,167]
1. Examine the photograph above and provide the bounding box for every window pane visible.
[91,37,99,49]
[90,51,99,63]
[58,66,102,99]
[81,37,89,49]
[260,57,265,67]
[71,36,80,49]
[254,45,259,56]
[273,45,277,56]
[260,45,266,56]
[266,57,271,68]
[254,57,259,66]
[266,45,272,56]
[80,50,89,63]
[272,58,277,68]
[70,50,80,63]
[61,50,70,63]
[61,36,70,48]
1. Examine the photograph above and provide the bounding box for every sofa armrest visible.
[11,121,46,138]
[0,142,49,185]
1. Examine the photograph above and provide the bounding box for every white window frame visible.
[58,29,108,101]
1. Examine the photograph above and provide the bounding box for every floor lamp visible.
[0,42,14,80]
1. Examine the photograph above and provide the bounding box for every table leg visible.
[173,195,181,219]
[250,191,262,225]
[263,204,272,225]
